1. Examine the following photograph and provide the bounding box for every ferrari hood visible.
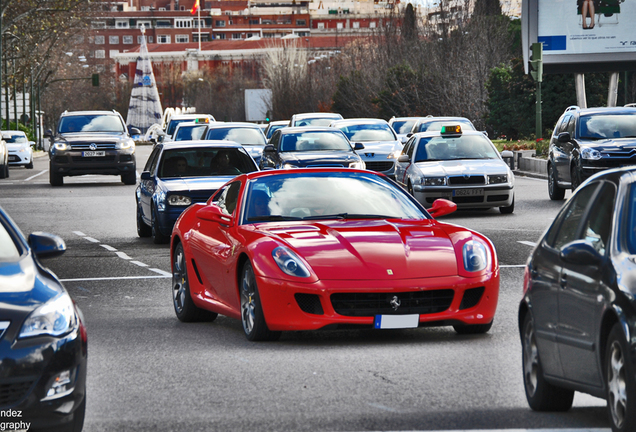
[414,159,508,176]
[263,219,458,280]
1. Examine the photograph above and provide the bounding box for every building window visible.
[141,6,150,11]
[156,20,171,28]
[193,33,210,42]
[91,21,106,29]
[297,32,308,37]
[296,19,306,26]
[95,35,105,45]
[176,34,189,43]
[370,21,377,28]
[109,36,119,44]
[232,33,241,39]
[157,35,171,43]
[148,36,154,43]
[115,21,129,29]
[137,35,146,44]
[137,21,151,29]
[263,33,274,38]
[352,21,360,29]
[337,22,344,29]
[175,19,193,28]
[109,49,119,58]
[317,22,325,29]
[95,50,105,59]
[217,33,226,39]
[215,20,225,27]
[249,19,260,25]
[123,36,133,44]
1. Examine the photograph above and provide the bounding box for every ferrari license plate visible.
[83,151,105,157]
[453,188,484,196]
[374,314,419,329]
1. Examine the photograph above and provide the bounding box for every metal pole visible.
[536,81,542,140]
[4,59,9,128]
[575,73,587,108]
[22,76,25,127]
[608,72,619,107]
[30,71,35,138]
[13,60,17,128]
[37,82,41,150]
[0,12,3,130]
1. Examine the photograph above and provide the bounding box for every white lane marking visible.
[73,231,86,236]
[84,237,100,243]
[100,244,117,252]
[500,264,526,268]
[61,275,170,282]
[25,170,47,181]
[518,240,537,247]
[130,260,148,267]
[367,402,404,413]
[419,430,608,432]
[116,251,132,260]
[149,268,172,277]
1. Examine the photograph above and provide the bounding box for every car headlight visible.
[19,293,77,339]
[488,174,507,184]
[387,150,402,159]
[116,140,135,150]
[54,142,67,151]
[156,190,166,211]
[272,246,311,278]
[18,146,28,153]
[283,163,298,169]
[167,195,192,206]
[348,161,366,169]
[581,147,601,160]
[462,240,490,272]
[424,176,447,186]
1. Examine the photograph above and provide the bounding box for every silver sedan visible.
[394,127,515,214]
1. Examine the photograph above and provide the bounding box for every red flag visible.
[190,0,199,14]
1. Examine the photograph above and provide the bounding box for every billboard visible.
[522,0,636,73]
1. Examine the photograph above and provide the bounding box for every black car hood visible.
[579,137,636,150]
[0,254,62,311]
[279,151,358,166]
[58,132,127,143]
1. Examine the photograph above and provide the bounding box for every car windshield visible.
[579,113,636,139]
[280,131,352,152]
[174,125,208,141]
[205,127,267,146]
[337,124,396,142]
[265,124,286,139]
[418,119,475,132]
[414,135,499,162]
[243,172,426,223]
[294,117,340,127]
[2,134,27,143]
[0,220,20,260]
[167,118,208,136]
[391,120,417,134]
[159,147,257,178]
[59,115,125,133]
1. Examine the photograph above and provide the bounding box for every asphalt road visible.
[0,147,610,432]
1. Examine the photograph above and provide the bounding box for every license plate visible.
[83,151,105,157]
[8,155,17,161]
[453,188,484,196]
[374,314,419,329]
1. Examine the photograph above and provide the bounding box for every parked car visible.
[407,116,477,137]
[0,135,8,178]
[4,130,33,169]
[204,122,268,166]
[164,113,215,140]
[136,141,259,244]
[547,105,636,200]
[288,112,343,127]
[0,205,87,431]
[48,110,140,186]
[389,116,424,143]
[263,120,289,139]
[518,165,636,432]
[329,118,403,178]
[394,125,514,213]
[172,122,209,142]
[260,127,365,170]
[170,168,499,341]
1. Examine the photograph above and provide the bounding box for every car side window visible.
[406,138,417,158]
[566,116,576,135]
[553,115,569,137]
[559,115,572,135]
[580,182,615,255]
[402,137,413,156]
[214,181,242,216]
[145,147,161,173]
[548,183,599,250]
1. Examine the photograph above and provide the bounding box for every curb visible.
[513,170,547,180]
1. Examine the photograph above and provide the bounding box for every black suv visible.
[49,110,140,186]
[547,105,636,200]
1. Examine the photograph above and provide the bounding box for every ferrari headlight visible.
[283,163,298,169]
[462,240,490,272]
[348,161,366,169]
[54,142,67,151]
[19,293,77,339]
[272,246,311,278]
[581,147,601,160]
[488,174,507,184]
[424,176,446,186]
[167,195,192,206]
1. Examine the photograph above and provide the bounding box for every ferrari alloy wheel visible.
[172,243,217,323]
[606,323,636,432]
[548,164,565,201]
[137,204,151,238]
[522,313,574,411]
[240,261,281,342]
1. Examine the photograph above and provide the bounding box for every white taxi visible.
[394,125,514,214]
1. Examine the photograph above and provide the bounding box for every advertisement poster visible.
[538,0,636,55]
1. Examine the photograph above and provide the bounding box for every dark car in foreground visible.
[260,127,365,170]
[170,168,499,341]
[547,105,636,200]
[136,141,259,244]
[0,206,87,431]
[48,110,140,186]
[519,165,636,432]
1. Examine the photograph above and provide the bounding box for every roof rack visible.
[625,103,636,108]
[564,105,579,112]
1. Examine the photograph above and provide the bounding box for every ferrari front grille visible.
[459,287,485,310]
[331,290,454,317]
[295,293,324,315]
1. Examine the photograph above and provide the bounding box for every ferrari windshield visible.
[579,113,636,139]
[244,172,426,223]
[280,131,352,152]
[414,135,499,162]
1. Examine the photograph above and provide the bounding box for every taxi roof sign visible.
[195,117,210,124]
[441,125,462,135]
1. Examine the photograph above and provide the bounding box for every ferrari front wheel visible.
[172,243,217,323]
[240,261,281,342]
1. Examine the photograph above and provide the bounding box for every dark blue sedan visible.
[0,206,87,431]
[136,141,259,244]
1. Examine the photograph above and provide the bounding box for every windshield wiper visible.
[306,213,394,220]
[247,215,302,222]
